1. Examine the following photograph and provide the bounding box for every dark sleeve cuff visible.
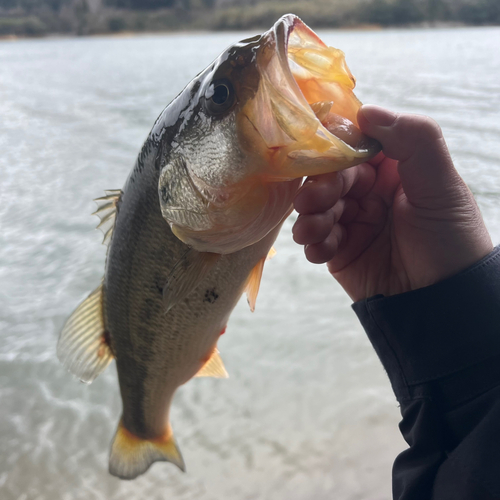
[352,246,500,408]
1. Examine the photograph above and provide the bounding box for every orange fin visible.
[245,257,266,312]
[195,348,228,378]
[57,282,113,384]
[109,421,185,480]
[244,247,276,313]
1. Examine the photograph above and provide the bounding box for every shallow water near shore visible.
[1,26,499,500]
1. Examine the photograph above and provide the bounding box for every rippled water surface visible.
[1,26,499,500]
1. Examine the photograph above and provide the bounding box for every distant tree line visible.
[0,0,499,37]
[363,0,500,26]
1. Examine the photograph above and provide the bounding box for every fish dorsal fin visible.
[93,189,122,246]
[109,420,185,479]
[57,283,113,384]
[163,250,220,314]
[195,348,228,378]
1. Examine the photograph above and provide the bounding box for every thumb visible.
[358,105,465,208]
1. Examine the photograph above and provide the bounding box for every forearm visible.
[353,246,500,499]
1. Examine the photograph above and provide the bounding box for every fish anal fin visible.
[245,256,266,313]
[195,348,228,379]
[57,283,113,384]
[93,190,122,246]
[163,251,220,314]
[109,421,185,480]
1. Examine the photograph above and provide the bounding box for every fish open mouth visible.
[242,14,381,179]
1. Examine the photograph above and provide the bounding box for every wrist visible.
[352,246,500,403]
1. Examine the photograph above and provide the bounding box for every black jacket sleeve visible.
[352,246,500,500]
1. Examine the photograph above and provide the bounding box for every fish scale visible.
[57,13,380,480]
[106,156,277,439]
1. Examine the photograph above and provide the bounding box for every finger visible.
[294,163,374,215]
[344,162,376,199]
[367,150,386,168]
[293,172,342,215]
[358,105,464,207]
[369,156,401,207]
[304,224,345,264]
[292,201,345,245]
[338,197,359,225]
[327,196,389,274]
[293,212,333,245]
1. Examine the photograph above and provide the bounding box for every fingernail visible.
[360,105,397,127]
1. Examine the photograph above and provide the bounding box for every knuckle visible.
[420,116,443,141]
[397,113,442,140]
[389,113,443,161]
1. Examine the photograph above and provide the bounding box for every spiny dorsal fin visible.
[163,250,220,314]
[109,420,185,479]
[93,190,122,246]
[195,349,228,378]
[57,283,113,384]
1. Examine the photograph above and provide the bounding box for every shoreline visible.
[1,21,495,42]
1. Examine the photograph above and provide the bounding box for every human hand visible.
[292,105,493,302]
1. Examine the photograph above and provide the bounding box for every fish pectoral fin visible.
[195,348,228,378]
[93,189,122,246]
[163,250,220,313]
[267,246,277,260]
[109,421,185,480]
[245,255,268,313]
[57,282,113,384]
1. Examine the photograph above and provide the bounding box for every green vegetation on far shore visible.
[0,0,499,37]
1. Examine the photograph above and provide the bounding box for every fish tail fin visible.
[109,420,185,479]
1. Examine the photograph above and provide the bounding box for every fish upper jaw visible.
[239,14,381,180]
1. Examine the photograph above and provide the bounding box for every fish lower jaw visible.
[172,177,301,255]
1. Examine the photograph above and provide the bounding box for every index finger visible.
[367,150,386,168]
[293,163,375,215]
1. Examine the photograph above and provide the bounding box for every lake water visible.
[1,25,499,500]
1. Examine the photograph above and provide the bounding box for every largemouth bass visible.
[58,14,380,480]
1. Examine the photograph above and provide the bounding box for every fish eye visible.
[205,79,235,116]
[212,84,229,105]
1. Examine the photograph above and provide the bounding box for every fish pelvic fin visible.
[195,348,228,378]
[93,189,122,246]
[109,421,185,480]
[57,283,113,384]
[245,247,276,312]
[245,257,265,313]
